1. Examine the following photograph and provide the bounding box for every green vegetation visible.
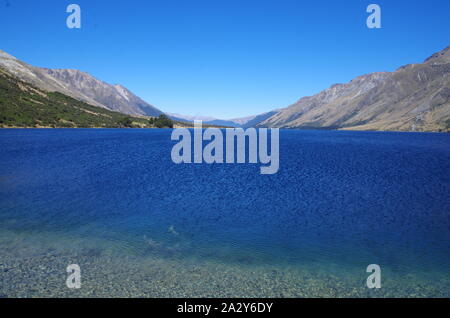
[149,114,174,128]
[0,69,175,128]
[118,116,134,128]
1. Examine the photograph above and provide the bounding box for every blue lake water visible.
[0,128,449,297]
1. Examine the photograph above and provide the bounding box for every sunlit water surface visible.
[0,129,449,297]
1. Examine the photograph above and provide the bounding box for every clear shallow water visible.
[0,128,449,297]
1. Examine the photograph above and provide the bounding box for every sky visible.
[1,0,449,119]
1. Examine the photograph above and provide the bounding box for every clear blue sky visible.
[1,0,449,118]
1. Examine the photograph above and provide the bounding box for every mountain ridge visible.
[257,46,450,132]
[0,67,161,128]
[1,47,449,131]
[0,50,164,117]
[168,111,279,128]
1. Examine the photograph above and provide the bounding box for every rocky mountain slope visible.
[2,47,449,131]
[258,46,450,132]
[0,67,157,128]
[0,50,163,117]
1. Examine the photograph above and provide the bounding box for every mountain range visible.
[0,67,158,128]
[0,50,163,117]
[257,46,450,132]
[167,111,279,128]
[1,47,449,131]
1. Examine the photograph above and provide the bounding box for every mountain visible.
[258,46,450,132]
[0,50,163,117]
[201,119,242,128]
[2,47,449,131]
[239,111,279,128]
[168,113,241,127]
[168,111,279,128]
[167,113,218,122]
[0,67,157,128]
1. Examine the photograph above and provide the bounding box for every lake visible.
[0,128,449,297]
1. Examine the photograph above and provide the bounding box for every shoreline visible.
[0,126,448,133]
[1,228,448,298]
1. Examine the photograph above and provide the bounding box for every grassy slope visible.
[0,69,229,129]
[0,69,161,128]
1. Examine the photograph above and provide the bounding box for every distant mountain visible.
[258,46,450,132]
[168,111,279,128]
[168,113,241,127]
[202,119,242,127]
[167,113,218,122]
[0,50,163,117]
